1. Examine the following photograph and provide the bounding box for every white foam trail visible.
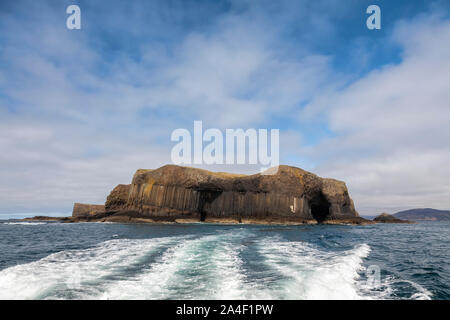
[0,237,182,299]
[203,239,271,300]
[0,230,433,300]
[99,231,255,300]
[256,237,372,299]
[208,242,251,299]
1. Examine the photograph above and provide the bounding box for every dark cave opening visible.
[310,192,331,223]
[200,210,207,222]
[197,189,222,222]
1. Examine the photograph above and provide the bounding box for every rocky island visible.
[373,213,414,224]
[27,165,375,225]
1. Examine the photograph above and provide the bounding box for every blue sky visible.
[1,0,450,216]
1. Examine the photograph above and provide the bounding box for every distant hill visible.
[393,208,450,221]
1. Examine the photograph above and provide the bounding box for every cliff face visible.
[105,184,131,212]
[102,165,359,223]
[72,203,105,217]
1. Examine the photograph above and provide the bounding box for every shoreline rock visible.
[21,215,375,226]
[22,216,68,222]
[373,213,414,224]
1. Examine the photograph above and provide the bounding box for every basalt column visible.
[99,165,360,223]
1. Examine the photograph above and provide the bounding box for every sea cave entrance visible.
[310,192,331,223]
[197,188,222,222]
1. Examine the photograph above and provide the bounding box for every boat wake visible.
[0,230,431,300]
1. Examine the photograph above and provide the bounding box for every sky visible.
[0,0,449,216]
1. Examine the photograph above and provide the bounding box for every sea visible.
[0,219,448,300]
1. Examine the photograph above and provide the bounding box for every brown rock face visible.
[72,203,105,217]
[103,165,359,223]
[105,184,131,211]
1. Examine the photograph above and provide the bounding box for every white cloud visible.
[302,15,450,214]
[1,2,449,216]
[0,1,335,213]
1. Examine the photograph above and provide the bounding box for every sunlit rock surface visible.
[96,165,364,224]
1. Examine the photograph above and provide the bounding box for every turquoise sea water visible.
[0,220,448,299]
